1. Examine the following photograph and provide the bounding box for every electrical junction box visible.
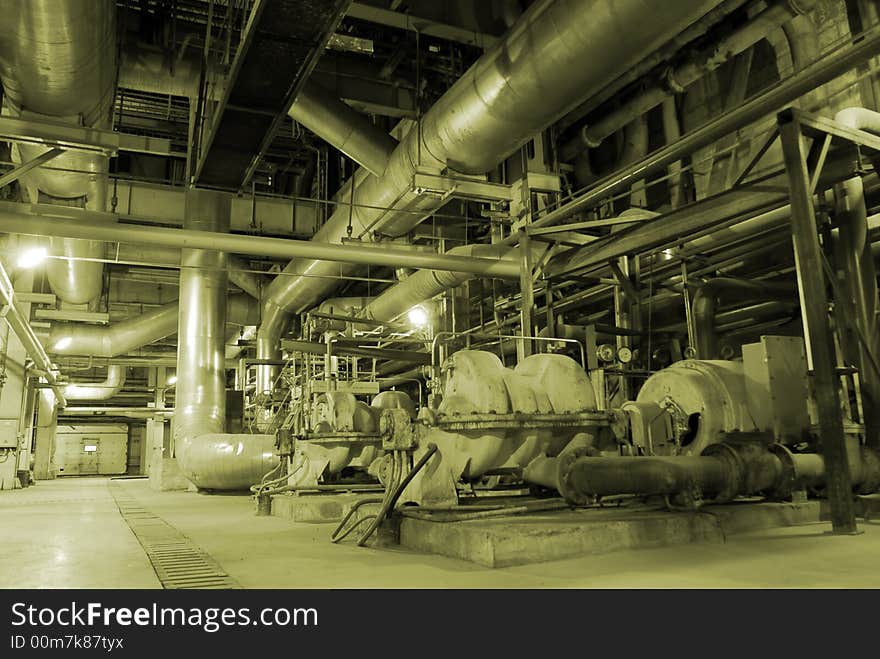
[742,335,810,444]
[0,418,19,448]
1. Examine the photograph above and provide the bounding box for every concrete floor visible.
[2,477,879,588]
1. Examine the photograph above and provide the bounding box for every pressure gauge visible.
[596,343,616,363]
[617,346,633,364]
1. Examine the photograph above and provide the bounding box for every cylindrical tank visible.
[636,360,755,455]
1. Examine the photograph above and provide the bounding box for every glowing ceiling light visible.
[166,375,177,386]
[53,336,72,351]
[17,246,48,269]
[407,306,429,328]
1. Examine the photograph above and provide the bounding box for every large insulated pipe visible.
[692,278,797,358]
[560,0,814,160]
[359,244,518,324]
[47,295,258,358]
[256,0,726,392]
[64,365,125,401]
[0,0,116,304]
[173,190,277,491]
[289,80,398,177]
[832,108,880,449]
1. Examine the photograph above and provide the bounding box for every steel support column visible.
[778,111,857,533]
[518,230,535,360]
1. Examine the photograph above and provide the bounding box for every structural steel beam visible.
[346,3,498,49]
[0,116,172,157]
[778,110,857,534]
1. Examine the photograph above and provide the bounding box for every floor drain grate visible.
[110,485,240,590]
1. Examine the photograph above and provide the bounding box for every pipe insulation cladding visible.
[0,0,117,304]
[172,190,278,491]
[255,0,728,395]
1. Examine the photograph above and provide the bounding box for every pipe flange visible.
[767,443,797,500]
[556,450,593,507]
[857,447,880,495]
[700,443,743,503]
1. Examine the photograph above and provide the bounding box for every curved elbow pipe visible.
[692,277,797,358]
[174,190,279,491]
[289,80,398,177]
[64,365,126,401]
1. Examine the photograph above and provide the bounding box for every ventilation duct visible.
[255,0,726,395]
[0,0,116,304]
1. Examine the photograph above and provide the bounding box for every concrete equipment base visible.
[271,492,383,523]
[397,501,823,568]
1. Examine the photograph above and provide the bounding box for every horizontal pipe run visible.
[0,203,521,279]
[63,365,126,401]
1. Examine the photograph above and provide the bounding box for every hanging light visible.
[17,246,48,269]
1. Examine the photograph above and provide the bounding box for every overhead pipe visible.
[522,24,880,236]
[64,365,126,401]
[108,244,264,300]
[173,190,278,491]
[0,204,520,279]
[0,0,117,304]
[256,0,727,395]
[692,277,797,358]
[289,80,399,177]
[119,47,398,178]
[358,244,522,325]
[48,294,258,358]
[560,0,814,161]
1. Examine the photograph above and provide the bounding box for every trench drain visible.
[110,485,240,589]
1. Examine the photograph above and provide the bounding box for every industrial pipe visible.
[560,0,813,159]
[0,261,66,406]
[522,24,880,235]
[47,294,257,358]
[257,0,726,390]
[64,365,125,401]
[0,203,521,280]
[359,244,520,324]
[692,278,797,358]
[289,80,398,177]
[173,190,278,491]
[0,0,117,304]
[525,444,880,505]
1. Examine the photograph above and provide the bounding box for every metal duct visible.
[289,80,398,177]
[359,244,518,324]
[0,0,117,304]
[48,295,258,358]
[256,0,725,391]
[64,365,125,401]
[173,190,277,491]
